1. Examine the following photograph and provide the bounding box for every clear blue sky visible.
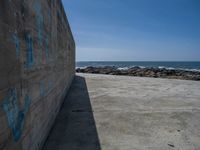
[62,0,200,61]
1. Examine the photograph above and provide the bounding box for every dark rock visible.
[76,68,81,73]
[168,143,175,148]
[76,67,200,81]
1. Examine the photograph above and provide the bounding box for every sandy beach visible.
[44,73,200,150]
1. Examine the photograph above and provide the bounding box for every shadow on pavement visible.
[43,76,101,150]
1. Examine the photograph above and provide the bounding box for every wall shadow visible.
[43,76,101,150]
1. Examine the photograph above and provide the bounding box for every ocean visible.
[76,61,200,72]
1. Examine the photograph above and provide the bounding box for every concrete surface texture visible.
[0,0,75,149]
[44,73,200,150]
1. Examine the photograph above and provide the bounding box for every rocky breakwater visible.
[76,66,200,81]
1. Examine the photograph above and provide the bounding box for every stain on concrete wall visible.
[25,32,34,69]
[0,0,75,149]
[3,88,31,142]
[12,33,20,59]
[33,0,44,46]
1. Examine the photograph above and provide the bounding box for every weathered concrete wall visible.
[0,0,75,149]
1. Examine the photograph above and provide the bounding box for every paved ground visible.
[43,73,200,150]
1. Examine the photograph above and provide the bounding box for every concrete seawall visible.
[0,0,75,149]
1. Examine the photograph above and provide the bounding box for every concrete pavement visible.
[43,73,200,150]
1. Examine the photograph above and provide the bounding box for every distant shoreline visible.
[76,66,200,81]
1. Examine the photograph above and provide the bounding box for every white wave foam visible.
[139,66,146,69]
[158,66,175,70]
[76,66,87,69]
[117,67,129,70]
[179,68,200,72]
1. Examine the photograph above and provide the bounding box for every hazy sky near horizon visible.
[62,0,200,61]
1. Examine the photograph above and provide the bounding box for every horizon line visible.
[76,60,200,62]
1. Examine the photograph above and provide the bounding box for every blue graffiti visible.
[40,80,45,97]
[2,88,31,142]
[25,33,34,68]
[34,0,44,46]
[12,33,20,59]
[40,80,54,97]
